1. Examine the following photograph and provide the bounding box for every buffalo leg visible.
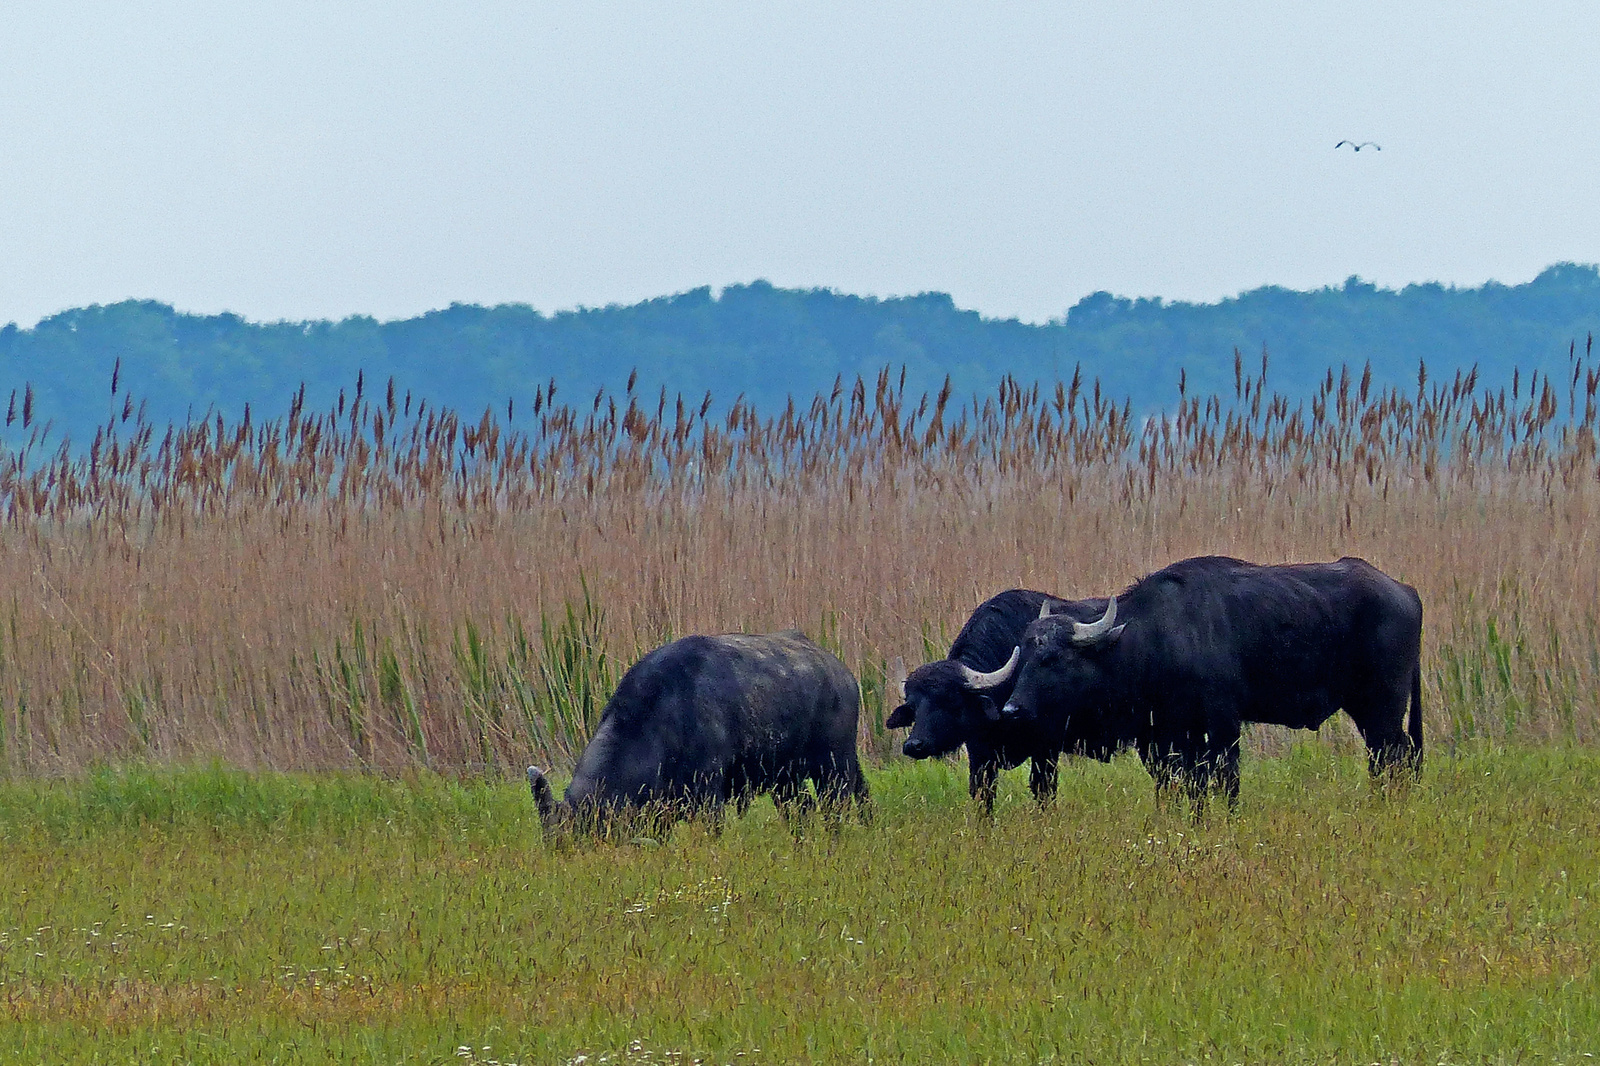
[1364,727,1417,782]
[686,780,731,836]
[815,759,871,829]
[1201,723,1242,812]
[844,762,873,826]
[1028,753,1060,806]
[1141,741,1185,810]
[1219,735,1241,809]
[773,769,817,827]
[1176,729,1241,818]
[775,787,816,823]
[1352,695,1419,783]
[703,799,728,838]
[1180,748,1211,817]
[1189,739,1242,813]
[969,755,1001,817]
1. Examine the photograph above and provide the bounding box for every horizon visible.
[10,260,1599,333]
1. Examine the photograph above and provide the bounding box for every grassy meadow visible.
[0,749,1596,1063]
[0,352,1597,1060]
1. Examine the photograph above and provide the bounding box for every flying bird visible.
[1335,141,1382,151]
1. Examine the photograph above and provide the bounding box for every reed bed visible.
[0,343,1596,776]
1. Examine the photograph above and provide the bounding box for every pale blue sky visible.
[3,1,1597,327]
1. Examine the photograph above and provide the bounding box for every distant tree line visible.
[3,264,1598,447]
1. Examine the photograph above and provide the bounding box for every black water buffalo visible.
[992,556,1423,808]
[887,589,1117,814]
[527,630,870,837]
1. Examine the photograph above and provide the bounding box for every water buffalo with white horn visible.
[996,556,1424,809]
[887,589,1118,814]
[527,630,871,838]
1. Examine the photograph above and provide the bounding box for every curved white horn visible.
[1038,599,1061,620]
[960,647,1020,690]
[1071,596,1118,646]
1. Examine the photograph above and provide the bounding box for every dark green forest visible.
[3,263,1599,445]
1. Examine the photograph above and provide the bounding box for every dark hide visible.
[1000,556,1424,809]
[528,630,870,839]
[889,589,1116,814]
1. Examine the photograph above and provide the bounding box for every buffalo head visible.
[527,766,574,835]
[890,648,1020,759]
[529,765,614,841]
[999,596,1124,723]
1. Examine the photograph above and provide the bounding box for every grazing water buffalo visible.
[992,556,1423,808]
[527,630,870,837]
[887,589,1118,814]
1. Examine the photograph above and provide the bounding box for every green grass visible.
[0,748,1597,1064]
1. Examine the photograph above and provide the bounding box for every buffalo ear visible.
[1078,624,1125,655]
[979,696,1002,722]
[885,703,914,729]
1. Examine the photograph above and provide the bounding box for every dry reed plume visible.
[0,343,1597,776]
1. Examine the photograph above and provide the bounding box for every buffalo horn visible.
[959,646,1020,690]
[1071,596,1118,646]
[1037,599,1061,620]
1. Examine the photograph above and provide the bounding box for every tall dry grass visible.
[0,344,1596,776]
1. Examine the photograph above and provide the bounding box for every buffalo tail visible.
[1408,662,1424,768]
